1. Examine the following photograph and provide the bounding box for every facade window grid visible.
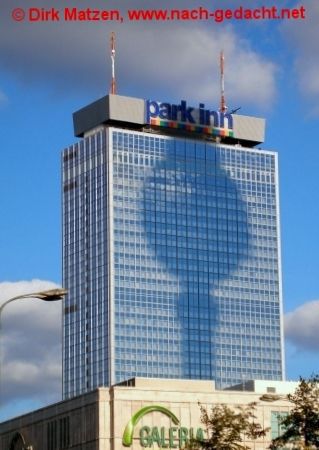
[63,127,283,395]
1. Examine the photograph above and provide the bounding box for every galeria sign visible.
[146,99,234,137]
[122,405,205,448]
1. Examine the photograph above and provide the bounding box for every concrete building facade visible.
[0,378,297,450]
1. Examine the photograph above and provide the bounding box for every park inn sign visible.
[122,405,205,448]
[145,99,234,138]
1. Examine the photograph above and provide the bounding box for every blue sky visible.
[1,0,319,422]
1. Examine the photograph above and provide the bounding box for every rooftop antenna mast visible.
[219,50,227,113]
[110,32,116,95]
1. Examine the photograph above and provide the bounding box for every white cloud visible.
[119,25,277,110]
[0,280,62,413]
[282,0,319,112]
[0,0,277,111]
[285,300,319,352]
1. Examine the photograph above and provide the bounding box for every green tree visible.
[190,402,268,450]
[271,375,319,449]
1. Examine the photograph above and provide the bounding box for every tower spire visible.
[110,32,116,95]
[219,50,227,113]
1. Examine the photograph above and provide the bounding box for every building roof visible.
[73,94,266,147]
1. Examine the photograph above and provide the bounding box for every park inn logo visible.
[145,99,234,138]
[122,405,205,448]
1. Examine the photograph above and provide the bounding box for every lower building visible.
[1,378,297,450]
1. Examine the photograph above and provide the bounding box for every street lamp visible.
[0,287,67,403]
[0,288,68,317]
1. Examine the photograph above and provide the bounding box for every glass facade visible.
[62,127,284,398]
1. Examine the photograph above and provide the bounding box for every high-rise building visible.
[62,95,285,399]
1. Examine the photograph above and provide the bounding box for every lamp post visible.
[0,288,67,403]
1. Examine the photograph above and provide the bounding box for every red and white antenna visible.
[219,50,227,113]
[110,32,116,95]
